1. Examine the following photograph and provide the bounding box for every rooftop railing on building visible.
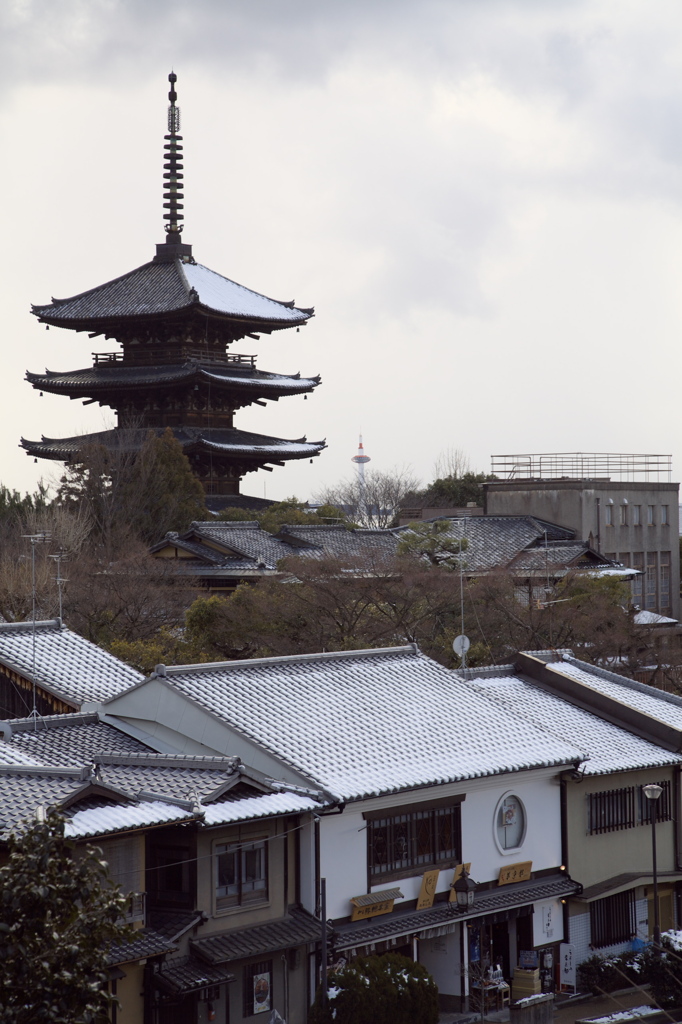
[490,453,672,482]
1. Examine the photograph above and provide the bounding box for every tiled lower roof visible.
[7,716,151,765]
[108,928,177,966]
[192,907,322,964]
[333,874,581,951]
[154,955,236,995]
[148,910,205,942]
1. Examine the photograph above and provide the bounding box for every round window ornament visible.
[496,795,526,851]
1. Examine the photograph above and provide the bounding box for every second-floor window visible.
[587,781,671,835]
[367,801,461,882]
[216,840,268,910]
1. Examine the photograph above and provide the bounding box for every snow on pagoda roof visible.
[31,258,314,331]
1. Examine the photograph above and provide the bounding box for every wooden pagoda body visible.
[22,74,324,502]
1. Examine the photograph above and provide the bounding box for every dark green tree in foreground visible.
[308,953,439,1024]
[0,810,131,1024]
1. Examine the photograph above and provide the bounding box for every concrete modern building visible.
[484,454,680,619]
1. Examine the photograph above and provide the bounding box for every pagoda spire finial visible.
[155,71,192,262]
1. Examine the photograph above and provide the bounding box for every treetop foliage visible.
[216,498,353,533]
[398,520,469,568]
[0,810,131,1024]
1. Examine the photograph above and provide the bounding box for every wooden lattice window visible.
[367,801,461,882]
[590,889,636,949]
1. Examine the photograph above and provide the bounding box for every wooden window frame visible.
[590,889,636,949]
[215,838,268,912]
[365,797,463,884]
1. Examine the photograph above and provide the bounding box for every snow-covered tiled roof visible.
[139,647,585,801]
[0,620,142,707]
[202,791,321,826]
[464,673,681,776]
[634,610,679,626]
[548,657,682,729]
[64,799,194,839]
[32,258,313,332]
[182,262,311,323]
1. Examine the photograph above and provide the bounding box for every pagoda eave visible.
[20,427,326,465]
[25,364,321,402]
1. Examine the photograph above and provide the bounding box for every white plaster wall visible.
[321,768,563,921]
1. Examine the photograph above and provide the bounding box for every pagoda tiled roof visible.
[26,362,320,398]
[31,258,314,333]
[20,426,326,462]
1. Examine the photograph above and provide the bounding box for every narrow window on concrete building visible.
[605,504,614,526]
[660,552,671,615]
[620,553,630,568]
[661,505,669,525]
[620,505,628,526]
[633,505,642,526]
[645,552,657,610]
[632,553,643,606]
[647,505,655,525]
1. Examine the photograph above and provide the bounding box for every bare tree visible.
[432,447,473,481]
[314,467,421,529]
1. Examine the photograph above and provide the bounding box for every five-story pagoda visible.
[22,73,325,505]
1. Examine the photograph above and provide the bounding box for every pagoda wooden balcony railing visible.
[92,350,256,368]
[92,351,125,365]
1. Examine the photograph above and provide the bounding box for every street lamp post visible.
[643,783,663,953]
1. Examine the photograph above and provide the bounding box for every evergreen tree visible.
[308,953,439,1024]
[0,810,131,1024]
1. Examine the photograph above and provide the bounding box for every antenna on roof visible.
[155,72,192,262]
[49,549,68,623]
[22,532,51,731]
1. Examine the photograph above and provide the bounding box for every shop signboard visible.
[559,943,576,993]
[533,899,564,946]
[498,861,532,885]
[448,862,471,902]
[416,869,440,910]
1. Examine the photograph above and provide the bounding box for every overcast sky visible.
[3,0,682,502]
